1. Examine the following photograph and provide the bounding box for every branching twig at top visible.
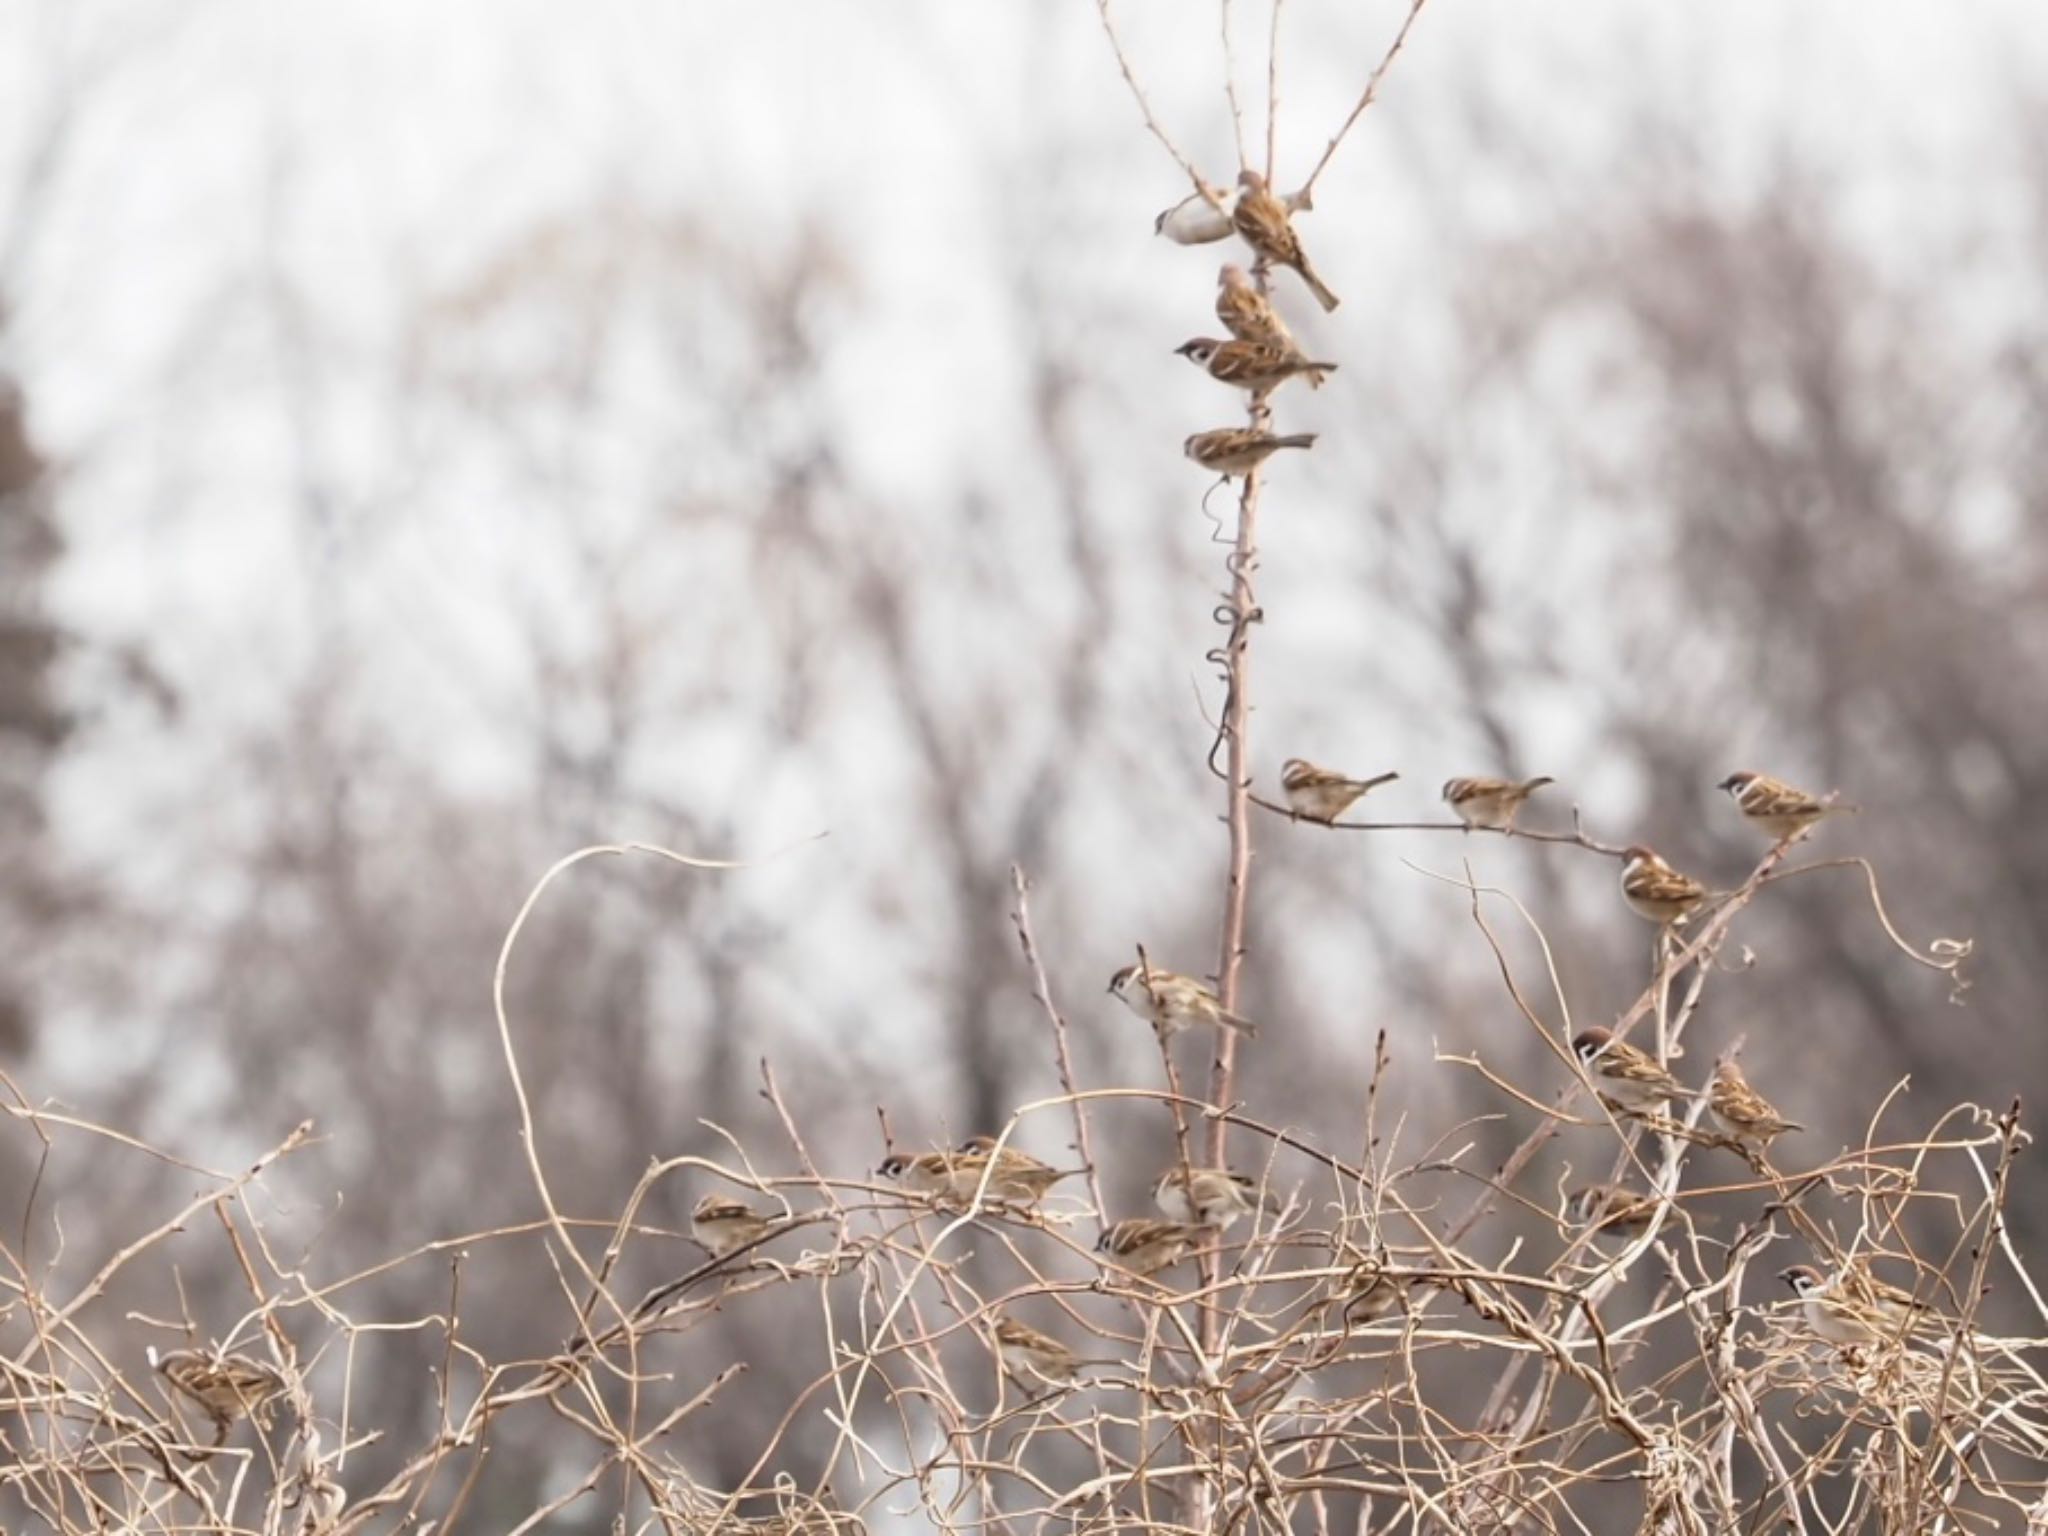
[1094,0,1225,204]
[1301,0,1433,197]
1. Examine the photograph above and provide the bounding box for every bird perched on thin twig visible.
[953,1136,1085,1202]
[1619,845,1709,925]
[1565,1182,1663,1237]
[1718,771,1858,844]
[989,1315,1096,1387]
[1109,961,1258,1039]
[1175,337,1337,396]
[692,1193,776,1257]
[876,1139,1078,1207]
[1781,1263,1937,1348]
[1707,1060,1802,1150]
[1571,1027,1697,1118]
[1216,264,1328,385]
[1332,1250,1433,1324]
[1095,1218,1211,1277]
[1281,759,1398,822]
[1232,169,1340,311]
[1152,1166,1277,1231]
[1442,775,1554,831]
[1184,427,1318,478]
[1155,182,1313,245]
[155,1347,286,1431]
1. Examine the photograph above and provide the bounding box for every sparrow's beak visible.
[1717,775,1742,792]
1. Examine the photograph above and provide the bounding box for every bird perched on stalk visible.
[1781,1263,1938,1348]
[1571,1026,1697,1119]
[1565,1183,1663,1237]
[1095,1218,1211,1278]
[988,1315,1109,1387]
[1152,1165,1277,1231]
[1441,775,1554,831]
[155,1347,286,1431]
[1215,264,1328,385]
[1707,1060,1802,1150]
[1155,181,1313,246]
[1184,427,1318,479]
[692,1193,776,1257]
[876,1138,1079,1207]
[1232,169,1341,311]
[1718,770,1858,844]
[1175,337,1337,397]
[1618,845,1709,925]
[1109,961,1258,1039]
[1281,759,1398,822]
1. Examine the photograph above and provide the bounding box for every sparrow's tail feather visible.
[1272,433,1319,451]
[1218,1009,1260,1038]
[1295,260,1341,313]
[1355,770,1401,792]
[1521,775,1557,794]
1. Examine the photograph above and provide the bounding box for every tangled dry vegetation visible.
[0,8,2034,1536]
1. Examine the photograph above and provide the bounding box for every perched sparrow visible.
[1707,1060,1802,1149]
[1232,169,1340,312]
[876,1147,962,1198]
[1185,427,1318,478]
[1095,1218,1211,1277]
[877,1140,1075,1207]
[1565,1182,1662,1236]
[1175,337,1337,396]
[1216,265,1328,385]
[990,1315,1087,1386]
[1280,758,1399,822]
[693,1193,775,1257]
[1152,1166,1276,1231]
[1154,182,1313,246]
[1216,263,1289,345]
[1332,1252,1425,1323]
[1571,1026,1697,1118]
[1109,962,1258,1039]
[1619,845,1709,925]
[954,1136,1085,1203]
[156,1347,286,1428]
[1441,775,1555,831]
[1781,1264,1932,1348]
[1719,771,1857,843]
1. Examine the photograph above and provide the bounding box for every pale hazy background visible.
[3,1,2045,1526]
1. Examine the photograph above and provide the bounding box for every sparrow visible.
[1718,771,1858,843]
[1565,1182,1662,1236]
[1619,845,1709,925]
[1175,337,1337,396]
[954,1136,1085,1203]
[1216,263,1288,346]
[1185,427,1318,478]
[1781,1264,1934,1348]
[155,1347,286,1429]
[1232,169,1340,312]
[1280,758,1399,822]
[1571,1027,1697,1118]
[1152,1166,1277,1231]
[1331,1251,1426,1323]
[1154,182,1313,246]
[692,1193,775,1257]
[1441,775,1555,831]
[1095,1218,1211,1277]
[1707,1061,1802,1149]
[990,1315,1087,1386]
[1216,265,1328,385]
[875,1147,962,1198]
[1109,962,1259,1039]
